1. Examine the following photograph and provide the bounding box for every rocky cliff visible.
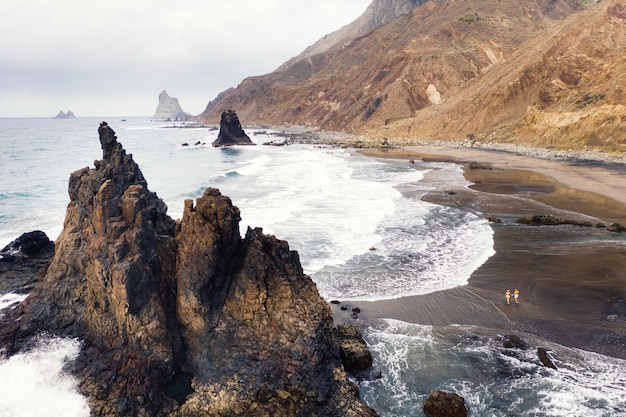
[280,0,426,66]
[153,90,188,120]
[197,0,626,153]
[0,123,377,417]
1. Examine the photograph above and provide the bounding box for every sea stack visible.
[0,122,377,417]
[53,110,76,119]
[212,109,254,147]
[153,90,188,120]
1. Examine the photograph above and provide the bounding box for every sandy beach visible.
[345,145,626,359]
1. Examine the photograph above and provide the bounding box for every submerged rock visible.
[0,122,377,417]
[212,109,254,147]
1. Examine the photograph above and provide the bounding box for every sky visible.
[0,0,372,118]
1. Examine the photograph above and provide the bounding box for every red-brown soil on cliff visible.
[198,0,626,154]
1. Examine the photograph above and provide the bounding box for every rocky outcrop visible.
[334,323,373,377]
[0,231,54,294]
[0,122,377,417]
[423,390,468,417]
[153,90,188,120]
[607,222,626,233]
[515,214,593,227]
[537,347,558,370]
[212,110,254,147]
[53,110,76,119]
[280,0,426,66]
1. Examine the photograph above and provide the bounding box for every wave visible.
[312,175,494,301]
[359,319,626,417]
[0,337,89,417]
[0,293,28,313]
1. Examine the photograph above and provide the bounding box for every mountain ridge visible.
[196,0,625,153]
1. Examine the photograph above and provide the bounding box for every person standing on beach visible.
[505,290,511,305]
[513,289,520,304]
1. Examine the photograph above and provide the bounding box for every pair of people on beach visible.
[505,289,519,304]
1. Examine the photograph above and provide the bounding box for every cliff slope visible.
[198,0,626,153]
[0,123,377,417]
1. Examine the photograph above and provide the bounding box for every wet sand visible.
[343,146,626,359]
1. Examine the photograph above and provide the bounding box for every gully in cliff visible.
[0,122,377,417]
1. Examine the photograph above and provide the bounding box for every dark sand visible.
[340,146,626,359]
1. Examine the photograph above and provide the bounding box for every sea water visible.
[0,117,624,416]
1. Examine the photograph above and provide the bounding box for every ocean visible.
[0,117,624,416]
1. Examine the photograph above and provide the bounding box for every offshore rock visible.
[153,90,189,120]
[423,390,468,417]
[53,110,76,119]
[0,122,377,417]
[212,109,254,147]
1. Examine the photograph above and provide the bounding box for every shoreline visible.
[341,145,626,359]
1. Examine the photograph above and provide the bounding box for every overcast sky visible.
[0,0,371,117]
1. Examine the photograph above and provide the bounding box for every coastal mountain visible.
[0,123,378,416]
[280,0,428,65]
[53,110,76,119]
[153,90,189,120]
[197,0,626,153]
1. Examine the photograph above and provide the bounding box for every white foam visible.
[312,186,495,301]
[359,320,626,416]
[211,147,415,272]
[0,293,28,312]
[0,337,89,417]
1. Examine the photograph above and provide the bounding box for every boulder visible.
[502,334,528,350]
[1,230,54,257]
[423,390,468,417]
[0,122,377,417]
[607,223,625,233]
[334,323,373,376]
[212,110,254,147]
[537,347,557,369]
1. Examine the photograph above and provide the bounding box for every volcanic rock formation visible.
[0,122,377,417]
[0,231,55,294]
[153,90,188,120]
[212,109,254,147]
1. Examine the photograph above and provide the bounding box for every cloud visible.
[0,0,371,117]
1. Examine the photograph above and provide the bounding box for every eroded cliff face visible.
[0,123,377,417]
